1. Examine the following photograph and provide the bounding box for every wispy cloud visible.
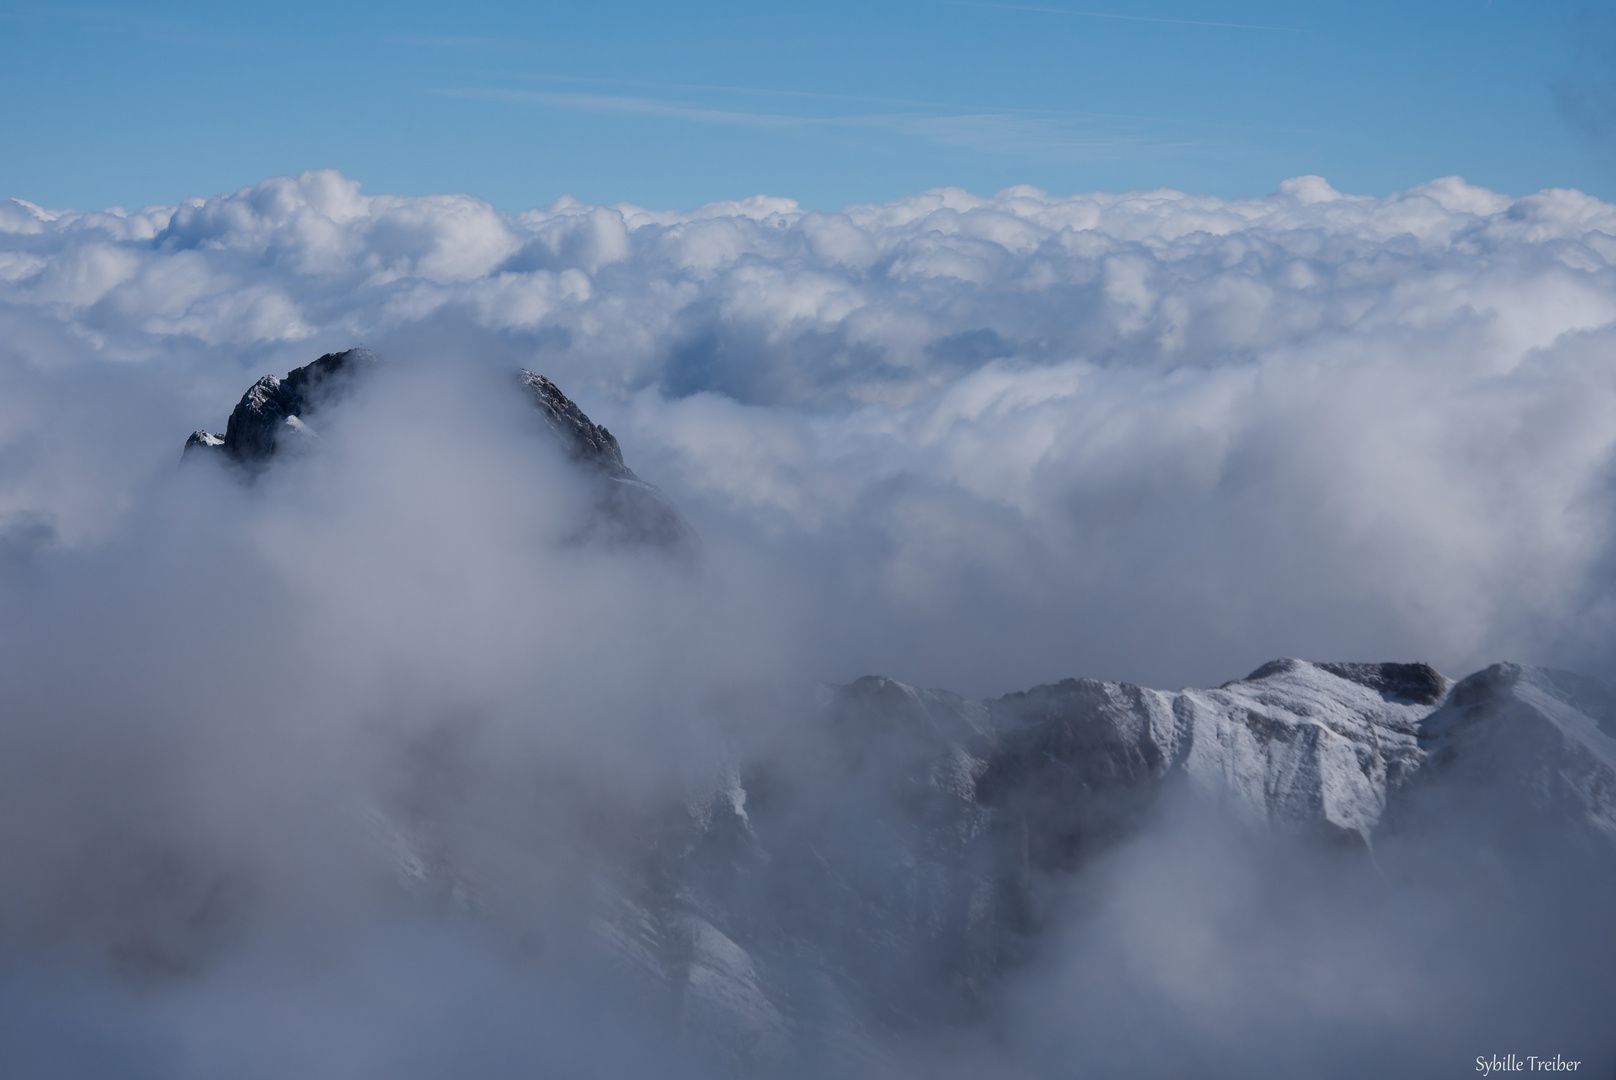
[503,72,972,112]
[435,88,813,130]
[930,0,1312,33]
[435,81,1312,163]
[451,69,1323,135]
[433,87,1219,162]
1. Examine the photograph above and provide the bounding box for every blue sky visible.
[2,1,1612,211]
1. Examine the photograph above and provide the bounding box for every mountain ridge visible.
[562,655,1616,1063]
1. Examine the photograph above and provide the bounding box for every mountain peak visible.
[1239,658,1450,705]
[184,347,378,468]
[519,369,633,480]
[184,350,695,554]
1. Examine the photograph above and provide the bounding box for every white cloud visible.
[2,169,1616,695]
[2,169,1616,1075]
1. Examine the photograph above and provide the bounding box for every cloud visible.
[981,786,1616,1079]
[5,169,1616,696]
[436,78,1238,163]
[1,169,1616,1072]
[435,88,817,130]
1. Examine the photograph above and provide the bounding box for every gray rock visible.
[519,368,695,552]
[521,369,633,479]
[181,430,224,458]
[182,348,376,468]
[223,348,376,468]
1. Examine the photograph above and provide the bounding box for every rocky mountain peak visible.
[520,369,632,480]
[184,349,695,554]
[184,347,378,468]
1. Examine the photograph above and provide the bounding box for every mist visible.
[1,173,1614,1074]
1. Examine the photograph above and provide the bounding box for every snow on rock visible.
[183,347,377,468]
[981,659,1441,855]
[676,914,791,1065]
[1415,663,1616,843]
[513,367,695,551]
[521,368,634,480]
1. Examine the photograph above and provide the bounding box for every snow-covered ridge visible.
[1416,662,1616,844]
[980,658,1441,851]
[418,655,1614,1065]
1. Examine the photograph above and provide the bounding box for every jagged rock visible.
[517,368,694,552]
[1285,660,1448,705]
[221,374,300,464]
[521,369,633,479]
[182,430,223,457]
[184,348,377,468]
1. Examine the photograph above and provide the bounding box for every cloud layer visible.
[5,170,1616,691]
[3,170,1616,1074]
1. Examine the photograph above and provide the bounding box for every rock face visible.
[521,369,633,479]
[183,348,377,468]
[183,430,223,453]
[519,368,694,550]
[185,350,692,552]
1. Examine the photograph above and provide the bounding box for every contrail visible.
[930,0,1312,33]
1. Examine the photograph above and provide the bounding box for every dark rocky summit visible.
[521,369,633,480]
[185,349,693,552]
[183,430,223,453]
[184,348,378,468]
[1262,659,1449,705]
[518,368,693,550]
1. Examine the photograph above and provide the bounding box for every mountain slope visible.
[555,657,1616,1065]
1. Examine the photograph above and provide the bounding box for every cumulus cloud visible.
[2,169,1616,1072]
[3,173,1616,691]
[14,167,1615,688]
